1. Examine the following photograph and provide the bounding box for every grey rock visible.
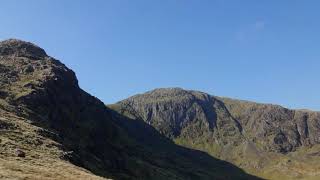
[15,148,26,157]
[116,88,320,154]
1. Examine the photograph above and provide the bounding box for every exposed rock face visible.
[220,98,320,153]
[116,88,320,155]
[117,88,243,145]
[0,40,259,180]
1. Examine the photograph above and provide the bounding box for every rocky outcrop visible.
[0,39,47,59]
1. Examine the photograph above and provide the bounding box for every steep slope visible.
[0,39,259,180]
[219,97,320,153]
[114,88,320,179]
[0,109,106,180]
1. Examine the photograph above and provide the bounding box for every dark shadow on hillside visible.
[21,91,264,180]
[105,108,264,180]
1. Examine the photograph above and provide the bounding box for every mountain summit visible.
[0,39,47,58]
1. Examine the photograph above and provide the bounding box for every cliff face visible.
[114,88,320,179]
[116,88,320,153]
[220,97,320,153]
[115,88,243,145]
[0,39,258,180]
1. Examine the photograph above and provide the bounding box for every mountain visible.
[0,39,260,180]
[113,88,320,180]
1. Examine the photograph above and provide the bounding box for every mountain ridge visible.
[112,87,320,179]
[117,87,319,112]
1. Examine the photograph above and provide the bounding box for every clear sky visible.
[0,0,319,110]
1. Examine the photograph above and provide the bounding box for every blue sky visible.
[1,0,319,110]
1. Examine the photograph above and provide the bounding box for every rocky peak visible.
[146,87,190,96]
[128,88,212,104]
[0,39,47,59]
[0,39,79,117]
